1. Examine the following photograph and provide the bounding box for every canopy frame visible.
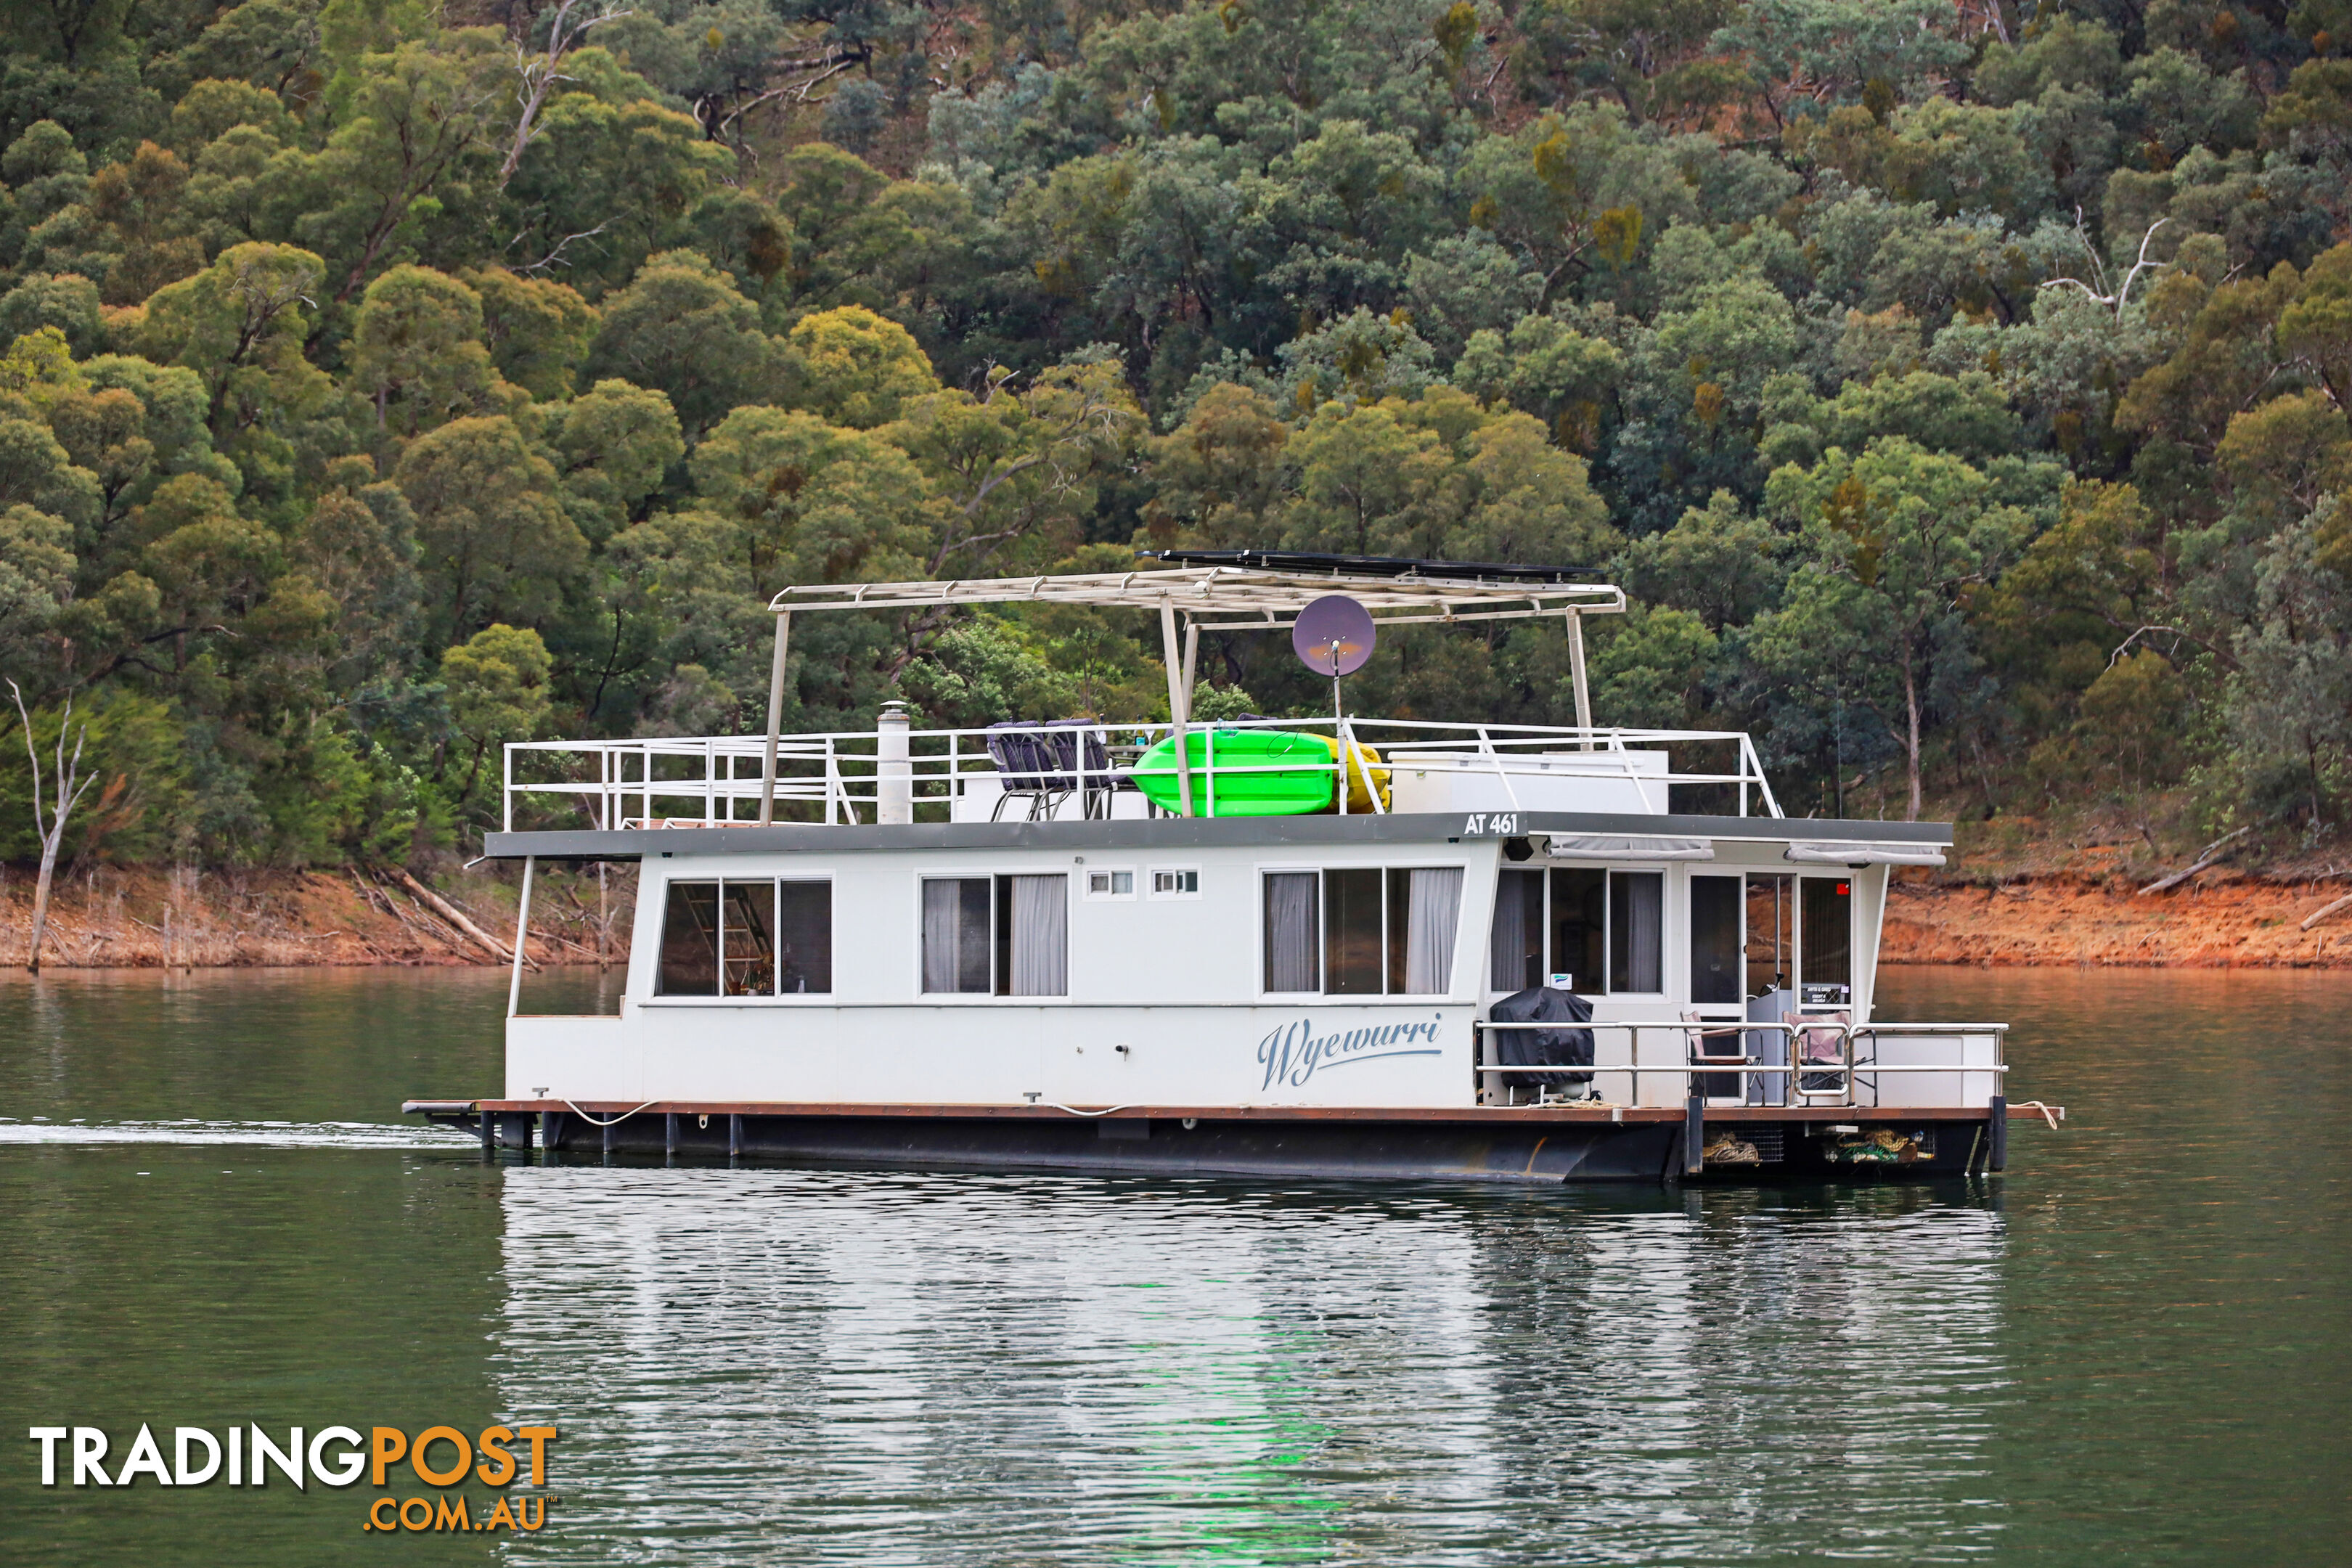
[756,563,1625,822]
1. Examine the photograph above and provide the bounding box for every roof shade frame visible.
[763,565,1626,629]
[754,562,1623,825]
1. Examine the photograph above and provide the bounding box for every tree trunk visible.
[1903,657,1923,822]
[27,832,60,974]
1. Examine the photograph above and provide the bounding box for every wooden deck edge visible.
[421,1099,2036,1124]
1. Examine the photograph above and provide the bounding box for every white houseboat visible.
[407,555,2045,1183]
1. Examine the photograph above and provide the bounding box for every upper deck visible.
[488,714,1951,862]
[488,555,1942,864]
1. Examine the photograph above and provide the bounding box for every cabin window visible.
[1264,867,1463,995]
[1800,877,1852,1005]
[1263,873,1320,991]
[1747,874,1794,999]
[657,878,831,997]
[1085,868,1135,899]
[1689,875,1742,1006]
[776,882,833,993]
[1148,867,1200,899]
[1609,872,1664,992]
[658,881,720,996]
[1485,866,1664,995]
[921,875,1068,996]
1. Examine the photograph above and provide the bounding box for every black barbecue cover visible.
[1488,987,1596,1090]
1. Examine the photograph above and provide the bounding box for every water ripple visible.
[495,1169,2007,1567]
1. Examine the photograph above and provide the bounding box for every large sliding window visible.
[1486,867,1665,995]
[921,875,1068,995]
[657,879,832,997]
[1263,867,1463,995]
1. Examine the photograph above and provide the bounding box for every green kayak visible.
[1127,729,1336,816]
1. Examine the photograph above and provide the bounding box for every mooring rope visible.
[1047,1104,1138,1117]
[559,1099,661,1128]
[2012,1100,2062,1130]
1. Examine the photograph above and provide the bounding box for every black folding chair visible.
[984,722,1073,820]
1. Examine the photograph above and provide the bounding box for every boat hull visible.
[508,1109,1991,1185]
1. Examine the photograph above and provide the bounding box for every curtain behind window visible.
[1488,867,1540,991]
[1008,875,1067,995]
[921,880,960,992]
[1610,871,1663,992]
[1263,873,1319,992]
[923,879,991,993]
[1404,867,1463,994]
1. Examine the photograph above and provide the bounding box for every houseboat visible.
[406,555,2049,1183]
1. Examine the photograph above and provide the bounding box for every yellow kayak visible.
[1308,733,1390,812]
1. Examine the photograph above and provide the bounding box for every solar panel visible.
[1138,549,1602,584]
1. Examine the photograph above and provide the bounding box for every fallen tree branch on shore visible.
[385,866,537,968]
[2138,827,2253,896]
[354,868,473,960]
[2302,891,2352,931]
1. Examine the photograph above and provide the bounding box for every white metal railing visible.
[1472,1020,2010,1109]
[500,717,1786,832]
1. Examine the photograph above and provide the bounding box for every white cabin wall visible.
[530,836,1497,1108]
[509,833,1974,1109]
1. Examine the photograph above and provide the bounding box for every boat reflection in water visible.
[494,1168,2005,1563]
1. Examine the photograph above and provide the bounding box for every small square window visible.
[1085,869,1135,899]
[1149,868,1200,899]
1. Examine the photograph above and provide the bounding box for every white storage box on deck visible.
[1387,751,1670,816]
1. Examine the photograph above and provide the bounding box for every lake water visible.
[0,965,2343,1565]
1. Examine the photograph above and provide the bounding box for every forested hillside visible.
[1,0,2348,867]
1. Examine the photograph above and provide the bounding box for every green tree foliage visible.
[2,0,2351,866]
[439,621,550,809]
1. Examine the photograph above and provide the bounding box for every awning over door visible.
[1544,834,1716,862]
[1784,841,1948,867]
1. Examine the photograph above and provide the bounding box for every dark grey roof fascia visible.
[481,812,1952,862]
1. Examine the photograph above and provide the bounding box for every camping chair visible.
[984,721,1073,821]
[1043,719,1134,820]
[1682,1008,1744,1101]
[1795,1010,1852,1101]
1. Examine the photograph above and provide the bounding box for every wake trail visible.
[0,1117,479,1150]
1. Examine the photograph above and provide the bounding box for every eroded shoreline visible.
[4,865,2347,971]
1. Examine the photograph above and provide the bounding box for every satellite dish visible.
[1293,595,1376,677]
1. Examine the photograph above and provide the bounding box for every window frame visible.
[1082,866,1137,902]
[1487,861,1672,998]
[1259,863,1469,1000]
[915,870,1073,1002]
[1736,871,1856,1015]
[1146,866,1202,901]
[645,874,835,1004]
[1795,873,1855,1010]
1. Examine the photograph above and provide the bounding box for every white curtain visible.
[921,880,963,993]
[1406,867,1463,994]
[1264,873,1319,992]
[1008,875,1067,996]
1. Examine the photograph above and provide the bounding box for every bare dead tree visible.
[2041,213,2173,322]
[9,679,99,975]
[502,0,633,187]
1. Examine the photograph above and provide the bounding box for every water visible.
[0,966,2343,1565]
